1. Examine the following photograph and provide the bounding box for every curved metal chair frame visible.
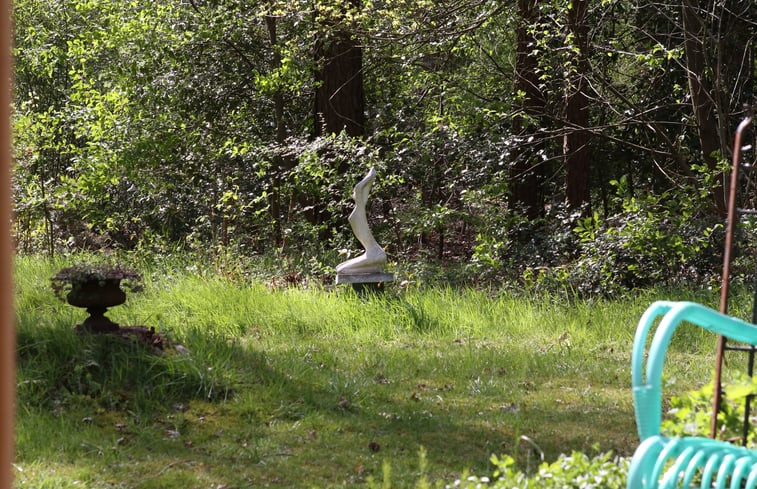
[629,301,757,488]
[628,114,755,488]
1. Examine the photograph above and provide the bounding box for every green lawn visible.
[12,254,729,488]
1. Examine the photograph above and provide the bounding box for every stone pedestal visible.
[336,272,395,295]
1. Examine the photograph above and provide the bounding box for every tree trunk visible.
[265,15,288,247]
[564,0,591,214]
[309,0,365,232]
[681,0,726,213]
[509,0,545,219]
[313,0,365,140]
[714,0,754,157]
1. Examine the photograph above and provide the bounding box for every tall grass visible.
[12,253,733,488]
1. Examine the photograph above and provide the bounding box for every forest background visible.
[10,0,756,293]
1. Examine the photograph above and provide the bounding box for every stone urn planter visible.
[51,264,142,333]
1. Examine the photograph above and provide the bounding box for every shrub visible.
[661,372,757,446]
[449,451,628,489]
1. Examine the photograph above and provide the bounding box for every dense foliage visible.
[11,0,756,292]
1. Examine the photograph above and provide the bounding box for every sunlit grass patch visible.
[13,254,726,488]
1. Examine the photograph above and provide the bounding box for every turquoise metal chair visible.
[628,301,757,488]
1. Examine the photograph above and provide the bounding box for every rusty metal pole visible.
[0,0,14,486]
[0,2,13,484]
[711,113,753,439]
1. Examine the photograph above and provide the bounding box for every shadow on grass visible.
[15,325,637,487]
[16,323,234,413]
[222,342,636,483]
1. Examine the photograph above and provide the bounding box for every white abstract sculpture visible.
[336,168,390,278]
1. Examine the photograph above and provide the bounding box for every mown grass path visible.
[13,255,728,488]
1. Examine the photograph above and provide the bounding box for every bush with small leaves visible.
[449,452,628,489]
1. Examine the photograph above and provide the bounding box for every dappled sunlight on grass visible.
[13,255,724,487]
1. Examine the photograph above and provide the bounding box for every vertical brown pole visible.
[0,0,15,486]
[712,114,753,439]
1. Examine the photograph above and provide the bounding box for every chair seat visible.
[628,435,757,488]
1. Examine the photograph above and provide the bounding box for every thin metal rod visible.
[743,347,755,445]
[0,0,14,485]
[712,113,753,439]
